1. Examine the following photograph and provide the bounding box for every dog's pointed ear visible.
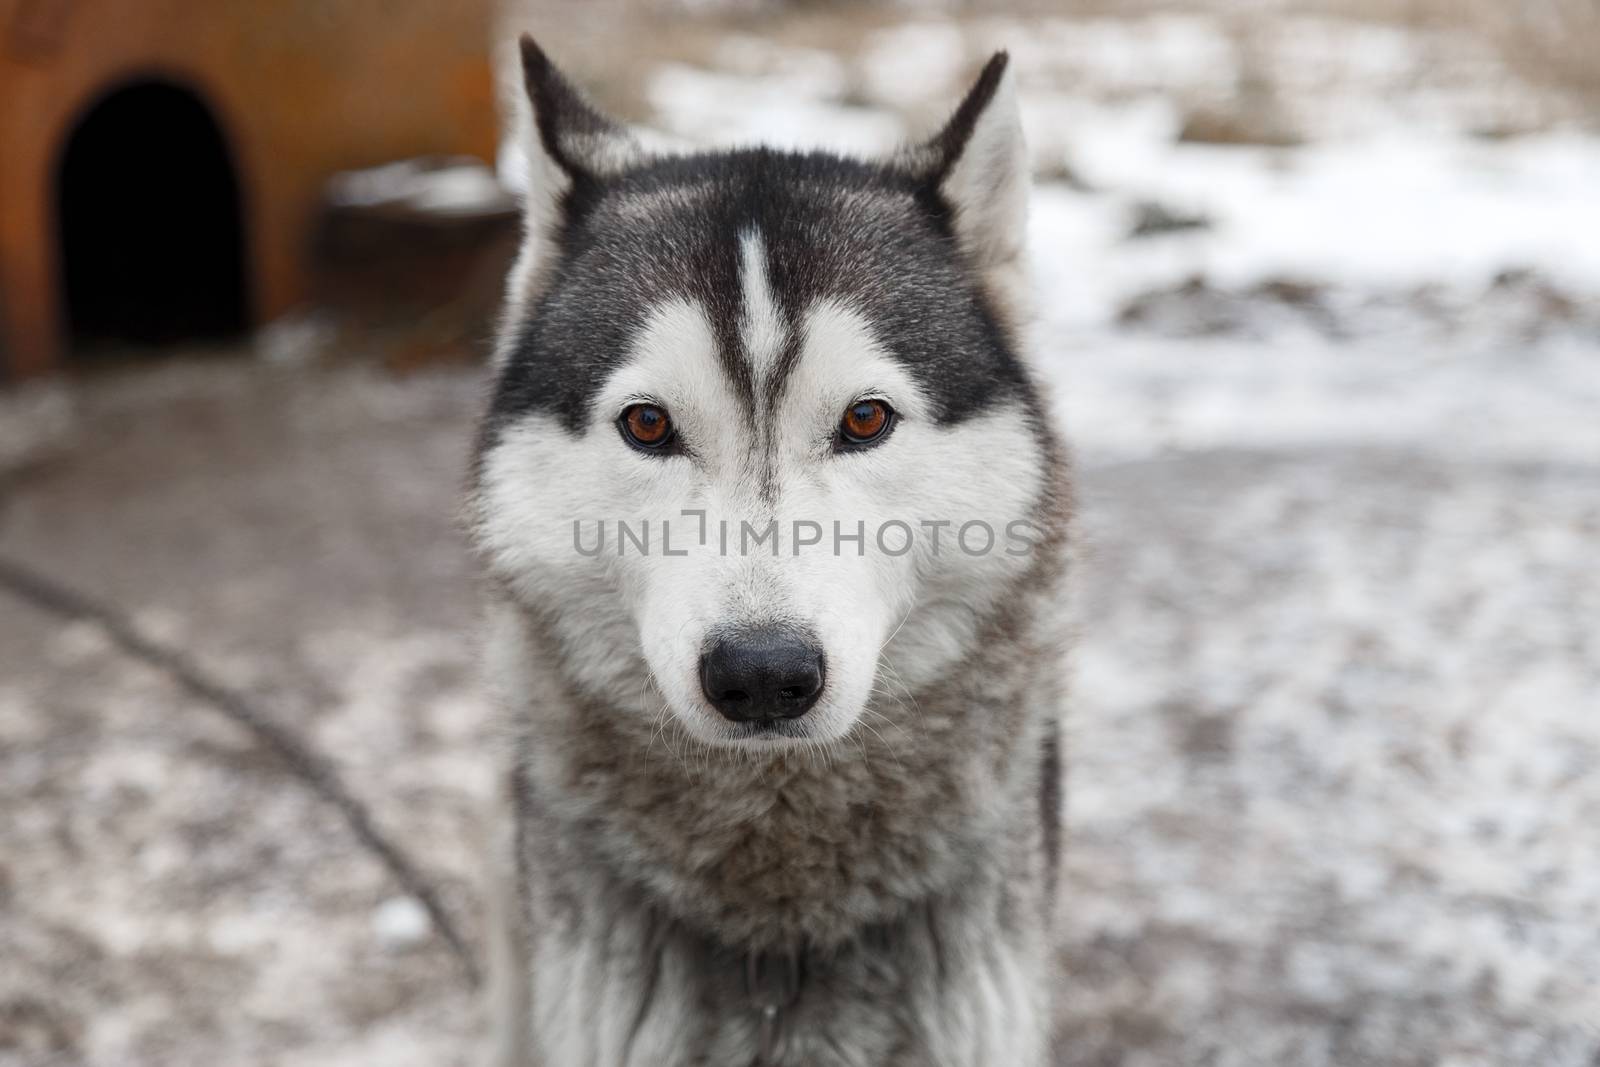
[498,37,652,366]
[518,35,645,186]
[920,53,1029,282]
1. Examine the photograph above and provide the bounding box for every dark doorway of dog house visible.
[55,80,250,353]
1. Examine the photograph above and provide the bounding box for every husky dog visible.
[470,35,1072,1067]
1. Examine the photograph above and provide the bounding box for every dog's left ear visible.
[919,53,1029,288]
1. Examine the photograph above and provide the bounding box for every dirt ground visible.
[0,359,491,1066]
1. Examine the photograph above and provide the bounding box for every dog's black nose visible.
[700,628,825,724]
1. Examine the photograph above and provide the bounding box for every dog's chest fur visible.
[522,868,1052,1066]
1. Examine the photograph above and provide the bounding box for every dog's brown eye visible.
[838,399,893,448]
[620,403,674,451]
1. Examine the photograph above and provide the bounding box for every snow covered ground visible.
[2,7,1596,1065]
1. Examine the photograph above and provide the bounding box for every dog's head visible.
[472,38,1056,748]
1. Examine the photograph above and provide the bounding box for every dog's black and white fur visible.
[470,36,1072,1066]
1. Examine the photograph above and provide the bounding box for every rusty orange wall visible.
[0,0,498,376]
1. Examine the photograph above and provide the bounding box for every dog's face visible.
[473,40,1051,748]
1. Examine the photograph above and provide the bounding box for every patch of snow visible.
[370,896,431,949]
[1036,329,1600,467]
[326,158,514,218]
[255,312,336,366]
[1050,131,1600,303]
[647,63,906,154]
[855,19,971,111]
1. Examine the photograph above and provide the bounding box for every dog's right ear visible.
[498,37,650,365]
[519,36,646,185]
[513,35,647,237]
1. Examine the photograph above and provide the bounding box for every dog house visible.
[0,0,498,376]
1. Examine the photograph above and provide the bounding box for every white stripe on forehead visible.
[739,229,789,395]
